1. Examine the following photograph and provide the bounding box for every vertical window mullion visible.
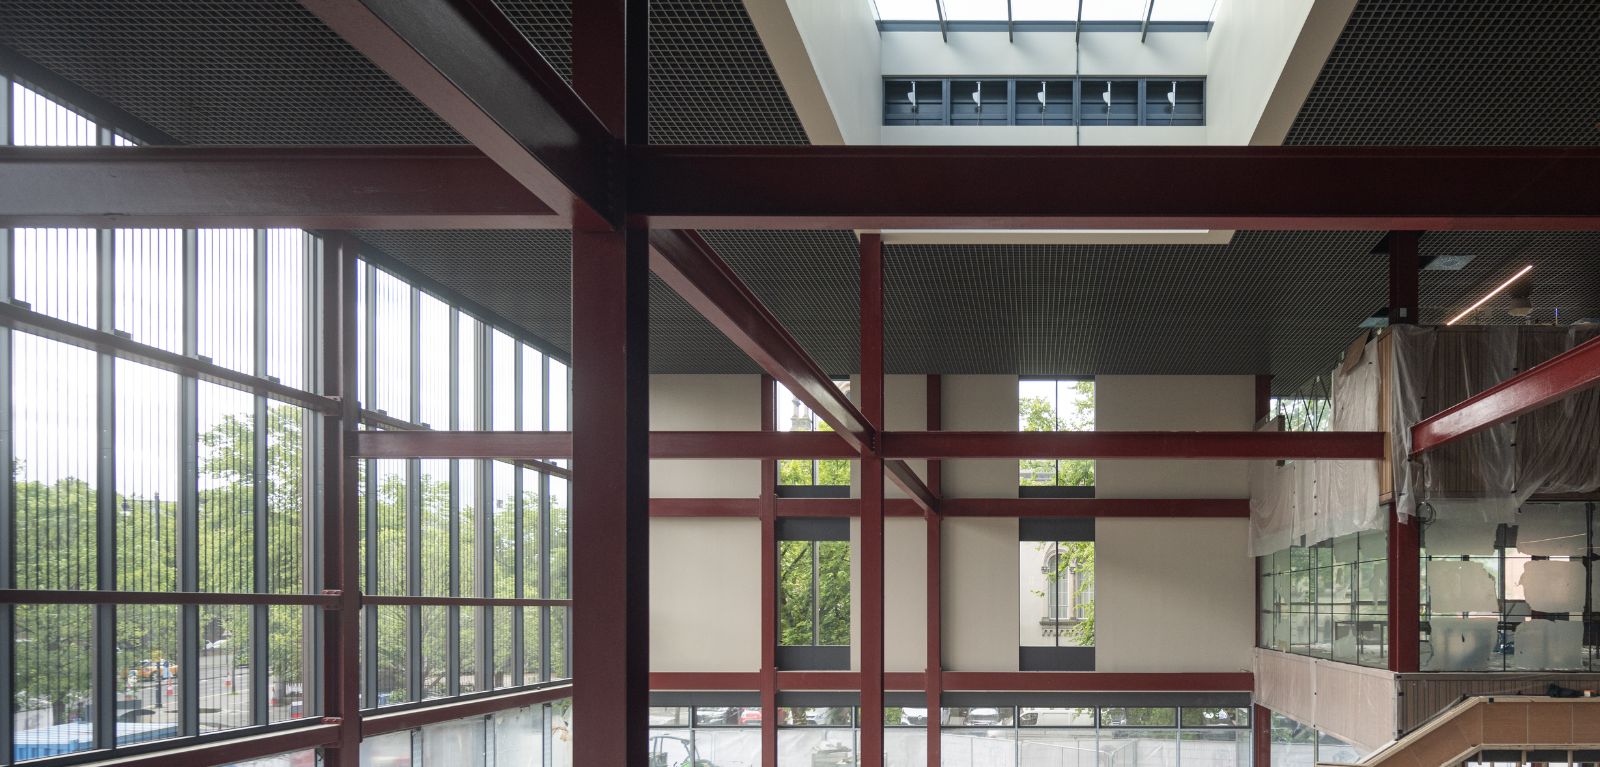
[362,262,379,708]
[512,343,525,687]
[251,229,270,726]
[0,84,13,759]
[476,324,493,691]
[0,74,12,764]
[447,307,462,697]
[178,229,200,735]
[540,353,552,683]
[812,542,822,647]
[93,210,117,750]
[406,285,423,700]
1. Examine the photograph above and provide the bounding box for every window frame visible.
[1019,519,1096,671]
[1019,376,1097,497]
[775,518,853,670]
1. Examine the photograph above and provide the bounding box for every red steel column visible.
[1253,704,1272,767]
[1255,374,1273,424]
[759,374,779,767]
[925,375,942,767]
[1388,506,1421,672]
[570,217,650,764]
[1387,231,1420,325]
[320,236,361,766]
[858,233,886,767]
[571,2,650,764]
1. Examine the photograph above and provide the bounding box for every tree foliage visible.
[1018,382,1095,487]
[10,403,568,720]
[777,540,850,646]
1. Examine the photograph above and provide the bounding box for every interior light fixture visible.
[1445,264,1534,326]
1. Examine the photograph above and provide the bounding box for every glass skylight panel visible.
[1010,0,1075,20]
[942,0,1011,20]
[1150,0,1217,21]
[1077,0,1148,21]
[873,0,940,20]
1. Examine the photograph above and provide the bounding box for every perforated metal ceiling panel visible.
[493,0,810,144]
[0,1,464,145]
[1286,1,1600,145]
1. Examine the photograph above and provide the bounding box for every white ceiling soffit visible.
[880,229,1236,245]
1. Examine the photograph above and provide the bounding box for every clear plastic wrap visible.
[1392,325,1600,523]
[1249,337,1384,553]
[1514,502,1588,556]
[1422,617,1497,671]
[1517,560,1586,613]
[1512,619,1584,670]
[1424,560,1498,614]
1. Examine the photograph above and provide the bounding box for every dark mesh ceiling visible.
[494,0,809,144]
[0,1,464,144]
[5,1,1600,391]
[1286,1,1600,145]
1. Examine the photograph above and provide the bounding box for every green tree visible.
[1019,384,1095,487]
[777,540,850,646]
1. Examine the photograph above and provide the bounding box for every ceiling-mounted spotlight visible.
[1446,264,1534,325]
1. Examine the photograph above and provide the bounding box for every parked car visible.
[738,708,763,725]
[132,660,178,681]
[964,708,1005,726]
[693,706,739,726]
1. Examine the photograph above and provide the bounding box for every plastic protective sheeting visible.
[1422,519,1498,556]
[1249,338,1383,553]
[1423,617,1497,671]
[1512,619,1584,670]
[1426,560,1498,614]
[1514,502,1589,557]
[1391,325,1600,522]
[1249,420,1295,556]
[1518,560,1587,614]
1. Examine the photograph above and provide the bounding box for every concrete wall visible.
[1096,518,1254,672]
[646,373,1257,676]
[943,517,1021,671]
[879,29,1207,78]
[650,518,762,671]
[745,0,881,144]
[1205,0,1357,144]
[649,374,761,498]
[1096,375,1255,498]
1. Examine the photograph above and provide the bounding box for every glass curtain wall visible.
[354,260,572,706]
[346,700,569,767]
[1257,528,1389,668]
[1,78,573,765]
[4,79,324,762]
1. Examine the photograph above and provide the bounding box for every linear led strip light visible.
[1446,264,1534,325]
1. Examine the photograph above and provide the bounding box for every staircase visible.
[1320,696,1600,767]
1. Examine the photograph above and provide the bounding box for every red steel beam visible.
[1410,333,1600,455]
[649,498,761,517]
[352,429,1375,460]
[360,684,574,737]
[885,458,938,514]
[0,146,556,229]
[940,671,1254,692]
[650,229,873,452]
[78,723,342,767]
[300,0,615,223]
[655,497,1247,518]
[859,232,887,767]
[650,671,1249,692]
[350,429,854,460]
[629,145,1600,230]
[941,498,1249,517]
[883,430,1384,460]
[0,301,340,415]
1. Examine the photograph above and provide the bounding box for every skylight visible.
[874,0,1217,23]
